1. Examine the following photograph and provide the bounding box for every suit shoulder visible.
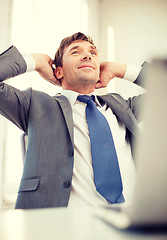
[107,92,126,102]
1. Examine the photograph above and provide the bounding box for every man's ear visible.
[54,67,63,80]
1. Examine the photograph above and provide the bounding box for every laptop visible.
[95,59,167,230]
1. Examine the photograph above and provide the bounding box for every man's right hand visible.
[31,53,61,86]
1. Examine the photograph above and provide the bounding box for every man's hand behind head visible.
[95,62,127,89]
[31,53,61,86]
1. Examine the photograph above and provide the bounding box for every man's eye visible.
[72,51,79,55]
[91,51,97,56]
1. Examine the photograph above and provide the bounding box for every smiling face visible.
[55,40,100,94]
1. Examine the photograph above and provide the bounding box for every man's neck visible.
[62,86,95,95]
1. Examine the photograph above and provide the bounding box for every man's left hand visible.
[95,62,127,89]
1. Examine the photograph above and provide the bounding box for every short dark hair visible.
[54,32,95,67]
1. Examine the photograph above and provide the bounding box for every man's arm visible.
[96,62,142,89]
[0,46,62,133]
[96,61,149,123]
[0,46,27,81]
[0,45,61,86]
[0,46,31,133]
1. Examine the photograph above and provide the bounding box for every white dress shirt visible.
[23,54,141,208]
[62,90,136,208]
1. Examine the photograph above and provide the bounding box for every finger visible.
[48,78,61,87]
[95,83,101,89]
[95,83,105,89]
[95,81,104,89]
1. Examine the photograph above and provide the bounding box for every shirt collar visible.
[61,90,102,107]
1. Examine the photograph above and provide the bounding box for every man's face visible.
[56,40,100,93]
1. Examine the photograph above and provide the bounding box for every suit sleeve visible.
[133,61,150,88]
[126,62,150,122]
[0,46,27,81]
[0,46,31,133]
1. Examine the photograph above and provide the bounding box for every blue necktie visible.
[77,95,125,203]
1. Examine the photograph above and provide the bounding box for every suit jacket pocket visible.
[18,178,40,193]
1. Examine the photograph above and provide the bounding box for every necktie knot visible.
[77,95,94,104]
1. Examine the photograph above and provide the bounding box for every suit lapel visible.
[54,93,139,144]
[55,95,74,144]
[97,94,140,137]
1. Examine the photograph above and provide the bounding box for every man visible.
[0,32,146,209]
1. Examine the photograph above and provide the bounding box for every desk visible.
[0,207,166,240]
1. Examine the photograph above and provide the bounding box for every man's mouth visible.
[78,65,95,70]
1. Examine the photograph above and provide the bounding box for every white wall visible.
[87,0,100,47]
[0,0,12,52]
[98,0,167,97]
[99,0,167,64]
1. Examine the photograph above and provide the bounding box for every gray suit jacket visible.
[0,46,147,209]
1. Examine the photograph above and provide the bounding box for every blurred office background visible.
[0,0,167,209]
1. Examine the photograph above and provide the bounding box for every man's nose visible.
[82,52,91,60]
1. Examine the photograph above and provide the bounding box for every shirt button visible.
[68,149,74,157]
[63,180,71,188]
